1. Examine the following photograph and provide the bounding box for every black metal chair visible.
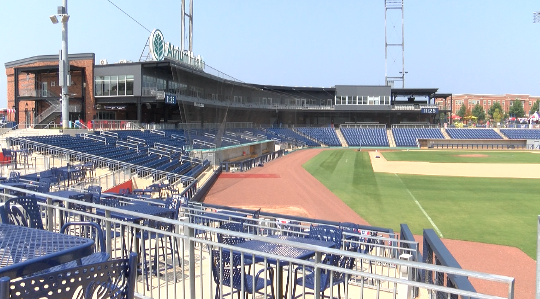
[211,249,274,299]
[0,252,138,299]
[0,195,44,229]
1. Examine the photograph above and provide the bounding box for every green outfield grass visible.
[383,150,540,164]
[303,150,540,258]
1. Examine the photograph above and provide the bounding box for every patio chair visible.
[16,149,31,168]
[28,222,110,275]
[218,222,246,245]
[218,222,254,269]
[135,208,181,289]
[340,222,360,251]
[25,177,52,194]
[244,208,261,235]
[283,220,303,237]
[211,249,274,299]
[291,252,356,299]
[0,195,43,229]
[87,185,102,203]
[308,224,343,248]
[6,171,20,183]
[0,252,137,299]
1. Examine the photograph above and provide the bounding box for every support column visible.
[137,100,142,122]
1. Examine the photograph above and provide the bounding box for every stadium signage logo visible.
[149,29,205,71]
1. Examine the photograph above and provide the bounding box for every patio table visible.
[234,235,335,297]
[0,224,94,278]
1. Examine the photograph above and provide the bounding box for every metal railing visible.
[0,184,515,299]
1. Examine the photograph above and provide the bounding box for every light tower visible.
[181,0,194,53]
[385,0,405,88]
[50,0,70,129]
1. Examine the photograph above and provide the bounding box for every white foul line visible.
[394,173,444,238]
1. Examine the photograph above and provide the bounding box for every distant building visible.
[435,94,540,117]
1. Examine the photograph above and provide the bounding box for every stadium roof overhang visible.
[250,84,335,93]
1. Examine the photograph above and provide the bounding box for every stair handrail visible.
[35,101,61,124]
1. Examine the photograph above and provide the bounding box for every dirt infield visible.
[205,149,368,225]
[204,149,534,298]
[370,151,540,178]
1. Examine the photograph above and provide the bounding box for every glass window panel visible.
[117,75,126,96]
[110,76,118,96]
[103,76,110,96]
[94,81,103,96]
[126,75,134,95]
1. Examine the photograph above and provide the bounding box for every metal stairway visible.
[35,98,62,125]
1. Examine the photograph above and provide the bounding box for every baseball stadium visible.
[1,1,539,299]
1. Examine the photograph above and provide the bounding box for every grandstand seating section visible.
[341,128,389,146]
[392,128,445,147]
[266,128,320,147]
[24,133,209,183]
[500,129,540,139]
[296,127,341,146]
[445,128,502,139]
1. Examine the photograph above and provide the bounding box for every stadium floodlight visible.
[49,15,59,24]
[534,11,540,23]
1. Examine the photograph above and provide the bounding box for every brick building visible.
[5,53,95,127]
[434,94,540,118]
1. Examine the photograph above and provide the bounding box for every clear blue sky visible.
[1,0,540,108]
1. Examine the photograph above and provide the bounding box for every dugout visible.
[418,138,528,150]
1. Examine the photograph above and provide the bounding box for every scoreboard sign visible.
[164,94,177,105]
[421,107,439,114]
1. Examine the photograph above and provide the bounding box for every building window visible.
[96,111,115,120]
[95,75,134,97]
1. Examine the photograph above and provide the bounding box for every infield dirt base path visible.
[205,148,368,225]
[370,150,540,178]
[204,148,534,298]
